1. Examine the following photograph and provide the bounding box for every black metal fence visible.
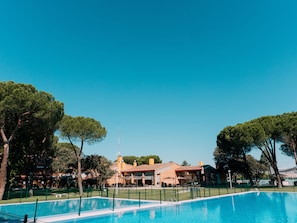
[106,185,252,202]
[2,185,255,203]
[6,184,297,221]
[3,187,109,202]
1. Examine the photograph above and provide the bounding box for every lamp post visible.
[115,168,118,195]
[228,170,232,189]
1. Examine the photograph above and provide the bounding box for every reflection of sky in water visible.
[149,209,155,220]
[0,197,150,219]
[56,192,297,223]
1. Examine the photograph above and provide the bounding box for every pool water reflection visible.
[55,192,297,223]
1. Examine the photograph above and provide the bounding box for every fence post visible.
[25,187,29,198]
[23,214,28,223]
[159,190,162,204]
[78,196,82,216]
[20,188,23,203]
[174,188,177,201]
[33,198,38,223]
[46,188,48,201]
[112,193,115,211]
[139,192,141,208]
[7,188,10,200]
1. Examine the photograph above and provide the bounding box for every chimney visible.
[117,156,122,172]
[149,158,154,165]
[133,160,137,167]
[117,156,123,163]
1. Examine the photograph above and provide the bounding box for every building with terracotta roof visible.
[122,160,180,186]
[106,156,217,187]
[176,164,217,186]
[106,156,133,186]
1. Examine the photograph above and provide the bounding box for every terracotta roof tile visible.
[110,162,133,171]
[122,162,177,173]
[175,166,202,172]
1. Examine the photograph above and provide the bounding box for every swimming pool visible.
[0,197,155,221]
[52,192,297,223]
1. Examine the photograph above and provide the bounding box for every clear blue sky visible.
[1,1,297,168]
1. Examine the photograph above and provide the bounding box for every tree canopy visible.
[215,112,297,188]
[0,81,64,200]
[279,112,297,165]
[216,124,255,185]
[82,154,113,187]
[59,115,107,195]
[181,160,191,166]
[121,156,139,165]
[51,142,78,173]
[122,155,162,165]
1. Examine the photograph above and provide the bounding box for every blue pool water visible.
[0,197,152,220]
[55,192,297,223]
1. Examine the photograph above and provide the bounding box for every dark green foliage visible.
[215,112,297,188]
[0,81,64,199]
[216,124,255,185]
[59,115,107,195]
[122,155,162,165]
[181,160,191,166]
[82,155,113,187]
[51,143,78,173]
[279,112,297,165]
[121,156,138,165]
[59,115,107,148]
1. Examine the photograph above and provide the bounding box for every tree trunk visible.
[0,128,9,201]
[242,152,254,186]
[77,155,83,195]
[271,163,282,188]
[272,139,282,188]
[0,113,27,200]
[293,149,297,166]
[292,143,297,166]
[0,143,9,200]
